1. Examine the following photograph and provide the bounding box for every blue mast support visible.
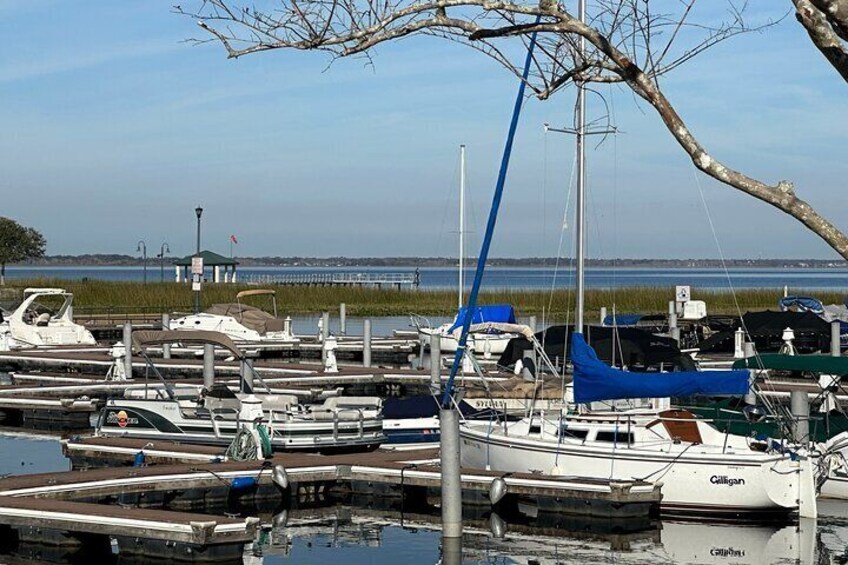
[441,18,541,408]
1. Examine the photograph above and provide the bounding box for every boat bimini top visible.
[132,330,245,359]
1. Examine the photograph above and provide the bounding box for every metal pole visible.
[459,144,466,310]
[440,407,462,538]
[203,343,215,389]
[363,319,372,368]
[832,321,841,357]
[193,207,203,314]
[321,311,330,363]
[161,314,171,359]
[574,0,587,334]
[430,334,442,392]
[340,303,347,336]
[123,323,133,379]
[791,389,810,445]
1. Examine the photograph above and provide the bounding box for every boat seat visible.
[251,394,299,412]
[322,397,382,411]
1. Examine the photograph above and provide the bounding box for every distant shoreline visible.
[10,256,848,269]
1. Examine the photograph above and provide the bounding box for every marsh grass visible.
[3,278,842,320]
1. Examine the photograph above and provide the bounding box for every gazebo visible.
[174,251,239,284]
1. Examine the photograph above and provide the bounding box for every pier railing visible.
[243,272,419,289]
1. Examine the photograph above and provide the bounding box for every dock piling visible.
[203,344,215,388]
[600,307,607,326]
[668,301,679,345]
[123,323,133,379]
[791,389,811,445]
[832,321,841,357]
[528,315,537,333]
[363,319,372,368]
[439,407,463,539]
[430,335,442,392]
[321,311,330,363]
[340,303,347,336]
[161,314,171,359]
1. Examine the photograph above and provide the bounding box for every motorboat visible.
[0,288,96,350]
[412,304,521,356]
[97,330,384,453]
[169,289,299,343]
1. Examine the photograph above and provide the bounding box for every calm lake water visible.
[2,431,848,564]
[6,265,848,291]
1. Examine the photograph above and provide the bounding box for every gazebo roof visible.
[174,250,239,267]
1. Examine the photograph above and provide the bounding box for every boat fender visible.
[489,512,507,539]
[230,476,257,490]
[133,451,145,467]
[272,465,289,490]
[489,477,508,505]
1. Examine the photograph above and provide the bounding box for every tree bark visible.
[793,0,848,82]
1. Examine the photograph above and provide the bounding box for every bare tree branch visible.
[176,0,848,258]
[793,0,848,81]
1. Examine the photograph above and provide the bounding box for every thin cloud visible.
[0,39,182,84]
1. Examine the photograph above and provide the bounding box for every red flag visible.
[230,235,238,244]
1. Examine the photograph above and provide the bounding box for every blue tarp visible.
[602,314,644,327]
[779,296,825,315]
[447,304,516,333]
[571,333,750,404]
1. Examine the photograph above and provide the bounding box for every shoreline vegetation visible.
[8,256,848,269]
[1,279,843,318]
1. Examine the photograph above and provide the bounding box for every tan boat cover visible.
[204,303,285,334]
[132,330,245,359]
[236,289,276,299]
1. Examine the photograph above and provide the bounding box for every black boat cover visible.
[698,310,830,354]
[497,325,695,371]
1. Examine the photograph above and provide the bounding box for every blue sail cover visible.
[779,295,825,315]
[447,304,516,332]
[571,333,749,403]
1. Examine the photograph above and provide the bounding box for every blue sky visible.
[1,1,845,259]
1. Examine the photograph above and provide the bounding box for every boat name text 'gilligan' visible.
[710,475,746,486]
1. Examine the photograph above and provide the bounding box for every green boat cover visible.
[732,353,848,375]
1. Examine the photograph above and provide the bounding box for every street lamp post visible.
[157,242,170,283]
[136,240,148,284]
[193,207,203,313]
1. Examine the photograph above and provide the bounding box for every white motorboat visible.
[169,289,299,343]
[0,288,96,350]
[96,330,384,453]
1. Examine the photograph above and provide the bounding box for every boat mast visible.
[574,0,587,334]
[459,144,466,309]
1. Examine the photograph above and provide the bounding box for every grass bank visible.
[1,278,839,319]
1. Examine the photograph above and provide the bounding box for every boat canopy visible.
[732,353,848,375]
[205,303,285,334]
[448,304,515,333]
[236,289,276,299]
[572,333,749,404]
[132,330,245,359]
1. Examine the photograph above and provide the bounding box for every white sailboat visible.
[413,145,519,356]
[458,0,817,519]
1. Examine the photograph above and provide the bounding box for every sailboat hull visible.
[460,423,804,517]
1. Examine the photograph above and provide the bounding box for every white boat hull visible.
[418,328,515,355]
[460,423,807,517]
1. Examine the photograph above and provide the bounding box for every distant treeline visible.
[14,255,848,268]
